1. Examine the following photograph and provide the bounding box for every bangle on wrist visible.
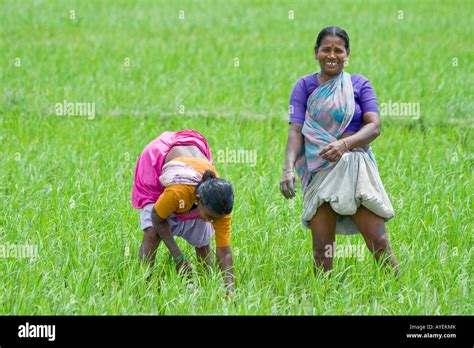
[173,254,185,264]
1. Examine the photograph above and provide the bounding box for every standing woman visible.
[280,27,399,276]
[132,130,234,295]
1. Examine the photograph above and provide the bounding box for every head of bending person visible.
[195,170,234,223]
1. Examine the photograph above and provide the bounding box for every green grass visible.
[0,0,472,315]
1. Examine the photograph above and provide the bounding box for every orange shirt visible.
[154,156,232,247]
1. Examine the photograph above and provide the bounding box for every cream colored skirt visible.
[301,149,395,235]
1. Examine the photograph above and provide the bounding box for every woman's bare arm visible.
[151,209,192,275]
[280,123,304,199]
[342,112,381,149]
[320,112,381,162]
[284,123,304,171]
[216,246,234,295]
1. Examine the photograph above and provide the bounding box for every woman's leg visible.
[139,227,161,266]
[195,245,212,268]
[310,202,337,274]
[351,206,399,276]
[181,219,213,268]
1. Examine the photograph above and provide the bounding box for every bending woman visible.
[280,27,399,276]
[132,130,234,294]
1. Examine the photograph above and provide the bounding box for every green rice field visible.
[0,0,472,315]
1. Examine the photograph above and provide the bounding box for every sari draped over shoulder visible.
[159,160,202,221]
[131,129,213,209]
[295,71,394,235]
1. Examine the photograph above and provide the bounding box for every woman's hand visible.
[224,289,234,302]
[216,246,234,297]
[280,169,297,199]
[319,139,348,162]
[176,259,193,278]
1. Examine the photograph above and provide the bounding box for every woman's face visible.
[316,35,349,77]
[196,197,222,223]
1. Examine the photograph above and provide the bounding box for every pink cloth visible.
[175,209,201,221]
[131,130,213,209]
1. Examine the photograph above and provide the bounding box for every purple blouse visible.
[289,73,379,132]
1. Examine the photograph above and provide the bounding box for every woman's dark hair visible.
[314,26,350,54]
[195,170,234,215]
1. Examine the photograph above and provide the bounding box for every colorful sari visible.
[131,130,213,209]
[296,71,394,235]
[159,160,202,221]
[295,71,356,191]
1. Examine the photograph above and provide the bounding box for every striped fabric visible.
[159,160,202,221]
[159,160,202,187]
[295,71,356,191]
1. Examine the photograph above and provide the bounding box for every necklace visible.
[316,72,326,84]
